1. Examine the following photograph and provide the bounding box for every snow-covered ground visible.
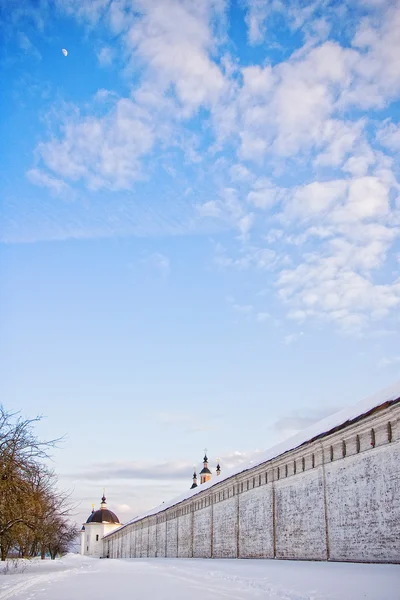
[0,554,398,600]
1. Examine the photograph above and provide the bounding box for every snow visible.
[0,554,398,600]
[109,379,400,533]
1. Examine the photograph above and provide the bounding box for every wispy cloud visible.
[283,331,304,345]
[68,460,193,482]
[377,356,400,369]
[97,46,114,66]
[151,410,223,434]
[3,0,400,336]
[26,168,72,197]
[17,32,42,60]
[272,405,342,437]
[143,252,171,278]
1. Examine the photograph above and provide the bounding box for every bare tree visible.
[0,406,77,560]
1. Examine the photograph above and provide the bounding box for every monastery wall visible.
[104,401,400,563]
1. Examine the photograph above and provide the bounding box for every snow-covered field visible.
[0,554,398,600]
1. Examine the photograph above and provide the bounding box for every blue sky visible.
[1,0,400,524]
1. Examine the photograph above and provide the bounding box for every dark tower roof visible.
[199,466,212,474]
[190,469,198,489]
[85,494,120,524]
[86,509,120,524]
[200,450,211,475]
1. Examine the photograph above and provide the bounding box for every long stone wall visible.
[104,401,400,563]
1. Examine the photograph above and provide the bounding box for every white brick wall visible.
[275,468,327,560]
[193,506,212,558]
[156,520,166,557]
[239,485,274,558]
[148,523,157,557]
[213,496,237,558]
[325,442,400,562]
[104,402,400,563]
[166,518,178,557]
[177,513,192,557]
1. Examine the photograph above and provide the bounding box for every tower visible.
[216,458,221,476]
[81,492,122,557]
[199,449,212,485]
[190,468,198,489]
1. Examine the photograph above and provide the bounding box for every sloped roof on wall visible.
[104,379,400,538]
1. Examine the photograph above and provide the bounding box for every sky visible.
[0,0,400,526]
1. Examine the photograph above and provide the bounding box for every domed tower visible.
[190,468,198,489]
[81,492,122,557]
[199,450,212,485]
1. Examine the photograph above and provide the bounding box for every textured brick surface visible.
[129,530,135,557]
[275,469,327,560]
[326,443,400,562]
[148,524,156,557]
[239,485,274,558]
[213,496,237,558]
[156,521,166,557]
[193,506,212,558]
[166,518,178,557]
[177,513,192,557]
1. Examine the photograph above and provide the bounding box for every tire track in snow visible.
[0,566,90,600]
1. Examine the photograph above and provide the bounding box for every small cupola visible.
[190,468,198,489]
[199,449,212,484]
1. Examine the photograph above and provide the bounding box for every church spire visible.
[199,448,212,484]
[100,489,107,509]
[190,467,198,489]
[216,458,221,476]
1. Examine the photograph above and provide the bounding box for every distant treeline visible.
[0,406,78,561]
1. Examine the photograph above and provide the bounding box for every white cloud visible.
[343,142,376,177]
[378,356,400,369]
[314,120,365,168]
[285,180,347,221]
[124,0,227,114]
[377,121,400,151]
[26,168,71,196]
[232,303,253,314]
[196,200,223,218]
[347,1,400,108]
[144,252,170,277]
[216,243,278,271]
[278,256,400,333]
[229,163,254,182]
[331,176,390,223]
[284,331,303,345]
[20,0,400,338]
[37,98,155,190]
[17,32,42,60]
[247,178,281,210]
[237,213,254,239]
[242,0,273,45]
[256,312,270,322]
[97,46,114,66]
[272,404,341,436]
